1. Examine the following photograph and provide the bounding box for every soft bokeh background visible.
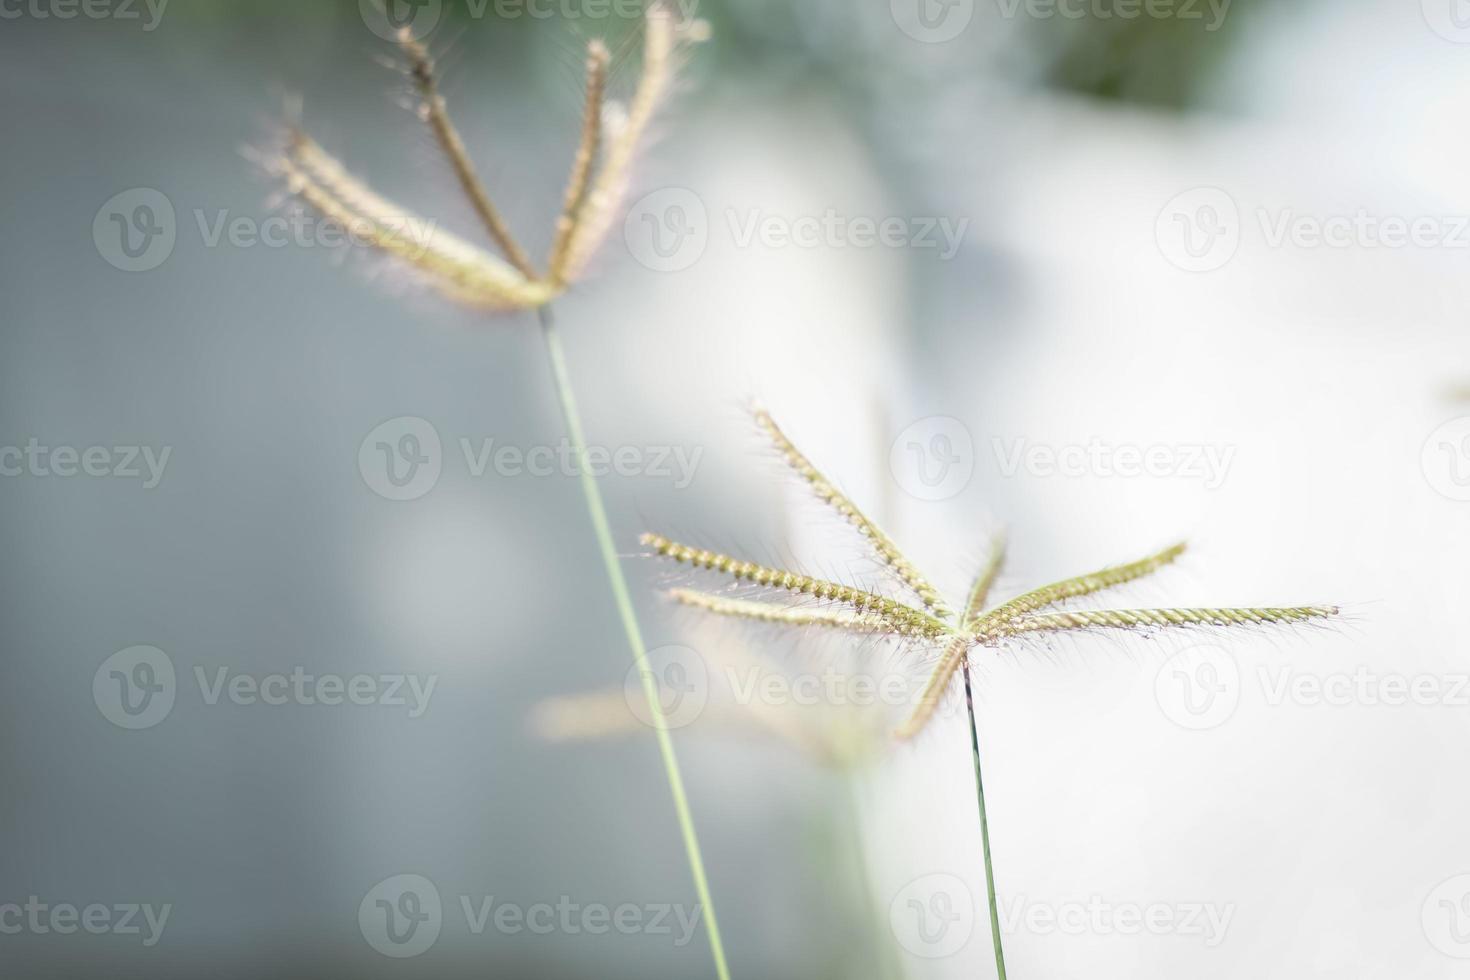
[3,1,1469,977]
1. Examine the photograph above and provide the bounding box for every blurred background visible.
[3,0,1470,977]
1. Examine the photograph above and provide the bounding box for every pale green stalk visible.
[537,305,730,980]
[963,661,1006,979]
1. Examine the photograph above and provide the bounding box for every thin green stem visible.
[962,660,1006,979]
[536,304,731,980]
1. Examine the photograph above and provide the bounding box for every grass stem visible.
[537,304,731,980]
[962,660,1007,979]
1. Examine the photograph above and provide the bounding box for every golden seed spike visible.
[561,7,682,281]
[397,29,541,281]
[999,606,1339,638]
[754,408,952,619]
[894,634,972,741]
[962,533,1008,629]
[669,588,919,636]
[548,40,610,287]
[278,136,553,309]
[975,542,1187,634]
[641,533,949,639]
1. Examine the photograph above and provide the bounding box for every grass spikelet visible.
[548,40,610,287]
[642,533,950,638]
[396,28,539,279]
[961,533,1007,629]
[974,541,1188,634]
[270,17,731,980]
[893,635,970,741]
[754,407,952,619]
[560,6,699,281]
[276,135,554,309]
[669,588,921,637]
[1001,605,1340,637]
[634,410,1339,980]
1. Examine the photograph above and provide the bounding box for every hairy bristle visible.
[547,40,610,287]
[277,135,553,309]
[976,542,1188,633]
[894,634,971,741]
[754,408,952,619]
[997,605,1339,638]
[560,7,680,281]
[396,29,541,281]
[961,533,1008,629]
[641,533,948,639]
[669,588,923,637]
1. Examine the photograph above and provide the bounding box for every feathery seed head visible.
[272,7,703,314]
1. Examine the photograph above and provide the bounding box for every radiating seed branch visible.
[975,542,1188,634]
[548,40,610,286]
[561,7,682,281]
[277,135,553,309]
[641,533,949,639]
[999,606,1339,638]
[894,634,974,741]
[670,588,912,636]
[397,28,541,280]
[754,408,952,619]
[962,533,1008,630]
